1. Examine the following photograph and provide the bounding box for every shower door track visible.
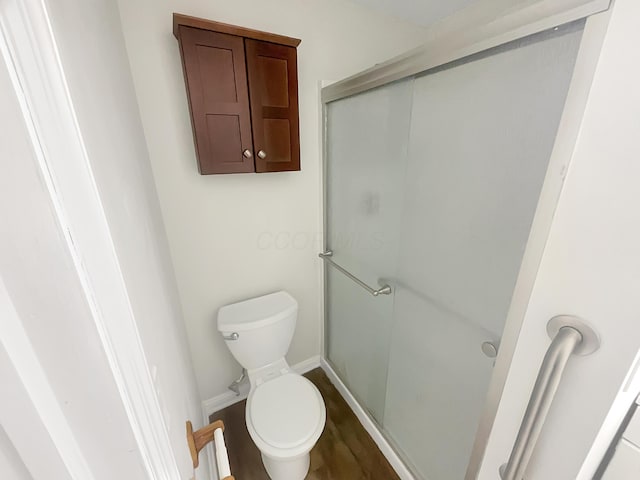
[322,0,610,104]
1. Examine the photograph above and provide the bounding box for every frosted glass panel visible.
[326,269,395,420]
[325,21,584,479]
[384,24,584,480]
[326,79,413,275]
[326,79,413,421]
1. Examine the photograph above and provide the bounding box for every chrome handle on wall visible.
[257,150,267,159]
[243,149,253,158]
[499,316,600,480]
[318,251,392,297]
[222,332,239,341]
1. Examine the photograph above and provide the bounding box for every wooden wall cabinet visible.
[173,14,301,174]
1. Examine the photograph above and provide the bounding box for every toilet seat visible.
[246,373,325,458]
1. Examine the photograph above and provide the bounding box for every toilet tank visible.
[217,291,298,370]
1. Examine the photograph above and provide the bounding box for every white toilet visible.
[217,291,326,480]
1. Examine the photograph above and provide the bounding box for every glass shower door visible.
[325,78,414,421]
[324,21,585,480]
[383,22,585,480]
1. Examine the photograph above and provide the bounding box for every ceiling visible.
[349,0,479,27]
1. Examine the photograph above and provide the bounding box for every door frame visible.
[0,2,183,478]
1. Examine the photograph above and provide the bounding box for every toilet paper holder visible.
[186,419,234,479]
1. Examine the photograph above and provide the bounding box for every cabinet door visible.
[178,26,255,174]
[245,39,300,172]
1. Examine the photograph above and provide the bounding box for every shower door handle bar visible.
[318,251,392,296]
[500,316,600,480]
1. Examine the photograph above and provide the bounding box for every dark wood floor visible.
[211,368,400,479]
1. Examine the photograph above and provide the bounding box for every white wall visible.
[116,0,428,402]
[478,0,640,477]
[39,0,205,476]
[350,0,478,27]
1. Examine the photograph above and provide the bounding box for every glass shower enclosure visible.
[322,22,585,480]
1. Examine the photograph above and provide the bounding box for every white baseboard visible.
[201,391,244,421]
[292,354,323,375]
[320,357,415,480]
[201,355,322,421]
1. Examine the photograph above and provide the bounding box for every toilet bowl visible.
[217,291,326,480]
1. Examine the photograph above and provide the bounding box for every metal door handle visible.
[243,149,253,158]
[481,341,499,358]
[319,251,392,296]
[257,150,267,159]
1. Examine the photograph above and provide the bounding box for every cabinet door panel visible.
[245,39,300,172]
[178,26,254,174]
[263,119,292,162]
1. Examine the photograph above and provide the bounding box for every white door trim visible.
[0,2,179,479]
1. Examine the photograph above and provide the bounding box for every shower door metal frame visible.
[321,0,610,104]
[320,0,614,478]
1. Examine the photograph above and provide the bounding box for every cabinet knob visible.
[257,150,267,159]
[243,149,253,159]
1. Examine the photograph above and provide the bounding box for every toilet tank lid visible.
[217,291,298,332]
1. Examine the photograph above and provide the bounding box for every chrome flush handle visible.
[222,332,239,341]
